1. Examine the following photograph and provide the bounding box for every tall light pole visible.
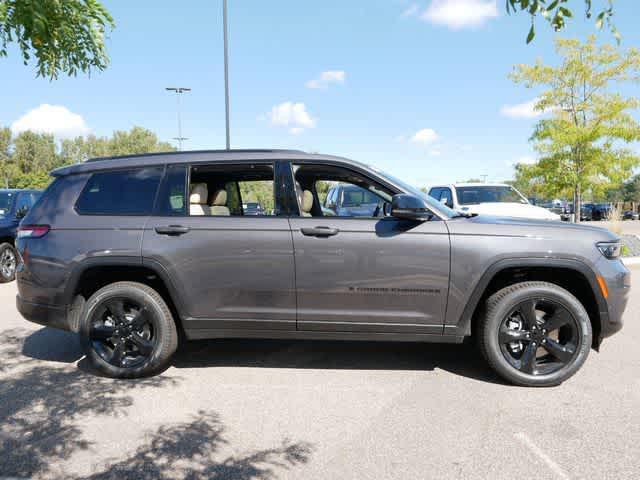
[165,87,191,150]
[223,0,231,149]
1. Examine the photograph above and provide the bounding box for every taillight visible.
[17,225,50,239]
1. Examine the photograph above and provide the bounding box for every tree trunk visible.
[574,184,582,224]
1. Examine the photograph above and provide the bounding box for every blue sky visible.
[2,0,639,188]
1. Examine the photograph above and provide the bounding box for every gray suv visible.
[16,150,630,386]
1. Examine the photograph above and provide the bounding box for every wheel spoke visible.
[543,308,572,332]
[542,338,575,363]
[106,299,126,321]
[90,324,116,341]
[108,341,126,366]
[519,342,538,374]
[519,300,539,329]
[129,307,148,331]
[129,333,153,356]
[499,327,530,344]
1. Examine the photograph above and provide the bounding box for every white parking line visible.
[515,432,570,480]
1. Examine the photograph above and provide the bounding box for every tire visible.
[80,281,178,379]
[478,281,592,387]
[0,242,17,283]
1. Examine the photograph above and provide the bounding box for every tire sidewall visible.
[0,243,16,283]
[80,283,175,378]
[484,284,592,387]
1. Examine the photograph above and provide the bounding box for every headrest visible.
[189,183,208,204]
[301,190,313,213]
[211,189,227,206]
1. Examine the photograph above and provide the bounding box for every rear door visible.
[142,161,297,335]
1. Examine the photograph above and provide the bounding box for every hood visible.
[462,214,618,240]
[460,202,561,220]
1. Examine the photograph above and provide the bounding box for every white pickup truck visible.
[428,183,561,220]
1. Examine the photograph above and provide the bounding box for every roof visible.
[430,183,511,189]
[51,149,369,177]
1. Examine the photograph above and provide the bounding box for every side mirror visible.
[16,206,29,218]
[391,194,433,221]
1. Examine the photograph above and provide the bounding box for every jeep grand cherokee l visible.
[16,150,630,386]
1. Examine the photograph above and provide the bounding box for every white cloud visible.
[507,155,537,167]
[267,101,316,134]
[516,155,537,165]
[11,104,90,139]
[429,148,442,156]
[410,128,439,145]
[420,0,498,29]
[305,70,346,89]
[500,98,547,119]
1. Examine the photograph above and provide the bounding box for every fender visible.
[63,256,189,320]
[453,257,608,337]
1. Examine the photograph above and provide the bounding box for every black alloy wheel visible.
[498,298,579,376]
[89,297,155,369]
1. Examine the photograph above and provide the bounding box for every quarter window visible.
[76,168,163,215]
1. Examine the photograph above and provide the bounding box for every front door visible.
[142,162,296,334]
[289,163,450,334]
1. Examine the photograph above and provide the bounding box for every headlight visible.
[597,241,622,259]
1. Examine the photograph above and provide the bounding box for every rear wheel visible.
[478,281,592,387]
[0,243,17,282]
[80,282,178,378]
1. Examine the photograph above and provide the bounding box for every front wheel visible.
[0,242,17,282]
[478,281,592,387]
[80,282,178,378]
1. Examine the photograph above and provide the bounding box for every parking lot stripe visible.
[515,432,570,480]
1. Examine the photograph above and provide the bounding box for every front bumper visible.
[16,295,76,332]
[596,258,631,345]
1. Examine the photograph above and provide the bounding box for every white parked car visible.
[427,183,561,221]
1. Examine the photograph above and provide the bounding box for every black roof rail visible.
[85,149,306,163]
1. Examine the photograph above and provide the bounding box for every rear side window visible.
[76,168,163,215]
[155,165,187,216]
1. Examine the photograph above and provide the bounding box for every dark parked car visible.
[16,150,630,386]
[0,189,41,282]
[323,183,383,217]
[583,203,612,221]
[242,201,264,215]
[623,210,639,221]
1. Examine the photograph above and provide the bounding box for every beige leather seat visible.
[210,189,230,216]
[300,190,313,217]
[190,183,211,216]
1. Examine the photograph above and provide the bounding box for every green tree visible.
[0,126,175,189]
[0,0,114,78]
[506,1,618,43]
[510,36,640,222]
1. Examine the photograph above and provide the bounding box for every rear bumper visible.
[16,295,75,332]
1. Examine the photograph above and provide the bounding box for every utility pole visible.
[223,0,231,149]
[480,174,488,183]
[165,87,191,150]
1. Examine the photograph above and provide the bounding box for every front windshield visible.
[456,185,528,205]
[0,192,15,216]
[370,168,457,218]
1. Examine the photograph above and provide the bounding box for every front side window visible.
[294,164,392,218]
[456,185,528,205]
[440,188,453,208]
[76,168,163,215]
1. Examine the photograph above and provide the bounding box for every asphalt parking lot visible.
[1,264,638,480]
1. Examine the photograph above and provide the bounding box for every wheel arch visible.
[63,257,187,334]
[457,258,607,349]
